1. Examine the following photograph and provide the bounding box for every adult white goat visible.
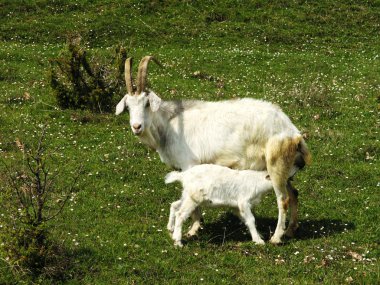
[165,164,274,247]
[115,56,311,244]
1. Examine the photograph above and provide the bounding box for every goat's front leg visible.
[167,200,182,235]
[238,201,264,245]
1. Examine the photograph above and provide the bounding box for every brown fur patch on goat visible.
[282,196,290,212]
[266,136,300,177]
[298,138,312,166]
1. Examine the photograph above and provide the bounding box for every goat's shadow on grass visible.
[196,212,355,245]
[41,245,99,283]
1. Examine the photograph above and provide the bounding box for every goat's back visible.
[171,164,272,205]
[167,98,301,170]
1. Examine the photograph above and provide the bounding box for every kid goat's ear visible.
[148,91,161,112]
[115,95,128,115]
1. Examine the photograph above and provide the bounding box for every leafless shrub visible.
[0,127,83,281]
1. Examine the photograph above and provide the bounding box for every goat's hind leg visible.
[266,136,299,244]
[269,180,288,244]
[285,181,299,237]
[186,206,202,237]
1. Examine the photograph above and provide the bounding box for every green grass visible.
[1,1,379,284]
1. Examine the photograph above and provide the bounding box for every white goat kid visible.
[115,56,311,244]
[165,164,274,247]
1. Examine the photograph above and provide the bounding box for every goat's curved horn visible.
[136,56,162,94]
[125,57,134,95]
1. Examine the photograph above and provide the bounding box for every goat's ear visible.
[148,91,161,112]
[115,95,128,115]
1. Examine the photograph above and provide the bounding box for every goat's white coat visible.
[117,93,300,170]
[165,164,273,247]
[116,90,310,243]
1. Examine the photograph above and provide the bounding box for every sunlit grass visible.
[0,0,379,284]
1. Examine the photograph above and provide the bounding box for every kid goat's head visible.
[115,56,162,135]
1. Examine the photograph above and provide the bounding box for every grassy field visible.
[1,1,379,284]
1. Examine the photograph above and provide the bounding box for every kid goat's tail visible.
[165,171,183,184]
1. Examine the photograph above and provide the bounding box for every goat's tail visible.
[289,135,311,178]
[165,171,183,184]
[296,136,312,166]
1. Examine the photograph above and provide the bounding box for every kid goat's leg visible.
[238,200,264,245]
[186,207,202,237]
[167,200,182,234]
[172,198,198,247]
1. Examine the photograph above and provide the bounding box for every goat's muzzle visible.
[132,123,143,135]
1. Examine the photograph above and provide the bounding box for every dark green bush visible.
[49,37,127,113]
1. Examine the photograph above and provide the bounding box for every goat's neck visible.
[139,109,170,151]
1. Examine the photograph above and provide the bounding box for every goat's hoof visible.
[185,231,198,238]
[285,226,298,238]
[253,239,265,245]
[285,230,295,238]
[174,241,183,248]
[269,237,282,245]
